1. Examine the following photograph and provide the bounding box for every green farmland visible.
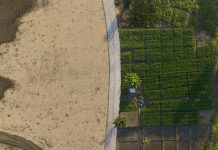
[117,0,218,148]
[120,28,212,100]
[141,99,212,126]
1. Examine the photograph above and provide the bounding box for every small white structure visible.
[129,88,136,94]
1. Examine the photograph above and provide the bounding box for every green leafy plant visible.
[124,73,142,89]
[142,137,151,145]
[113,116,127,127]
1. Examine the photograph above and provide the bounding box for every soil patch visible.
[0,0,35,44]
[120,111,139,127]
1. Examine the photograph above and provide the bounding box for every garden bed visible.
[140,99,212,126]
[120,28,213,100]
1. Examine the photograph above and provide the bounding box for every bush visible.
[113,116,127,127]
[142,137,151,145]
[124,72,142,88]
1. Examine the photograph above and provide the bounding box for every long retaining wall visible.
[102,0,121,150]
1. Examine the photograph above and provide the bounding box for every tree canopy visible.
[126,0,195,28]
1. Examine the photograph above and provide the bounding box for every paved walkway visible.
[103,0,121,149]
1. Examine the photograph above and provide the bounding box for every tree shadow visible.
[190,0,218,37]
[0,76,14,100]
[0,0,39,45]
[105,18,119,42]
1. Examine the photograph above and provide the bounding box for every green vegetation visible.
[192,0,218,37]
[141,99,212,126]
[120,0,218,37]
[120,28,212,100]
[212,32,218,52]
[211,121,218,149]
[120,99,137,112]
[128,0,159,27]
[123,0,195,28]
[113,116,127,127]
[124,73,142,88]
[118,0,217,148]
[142,137,151,145]
[210,99,218,150]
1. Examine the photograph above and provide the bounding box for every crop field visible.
[140,99,212,126]
[120,28,212,100]
[117,0,218,148]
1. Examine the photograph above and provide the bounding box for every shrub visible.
[113,116,127,127]
[142,137,151,145]
[124,73,142,89]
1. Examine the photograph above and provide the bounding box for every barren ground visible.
[0,0,109,149]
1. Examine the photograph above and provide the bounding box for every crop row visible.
[169,0,195,11]
[121,69,211,90]
[121,50,209,65]
[141,111,198,126]
[140,99,211,125]
[141,99,212,112]
[120,28,194,49]
[143,86,211,100]
[130,64,211,76]
[144,87,189,99]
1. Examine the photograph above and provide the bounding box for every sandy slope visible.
[0,0,109,149]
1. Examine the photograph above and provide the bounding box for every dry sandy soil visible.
[0,0,109,149]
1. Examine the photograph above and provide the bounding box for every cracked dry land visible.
[0,0,109,149]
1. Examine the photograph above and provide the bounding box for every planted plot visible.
[140,99,212,126]
[120,29,146,49]
[120,28,212,100]
[120,100,137,112]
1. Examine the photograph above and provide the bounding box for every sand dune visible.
[0,0,109,149]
